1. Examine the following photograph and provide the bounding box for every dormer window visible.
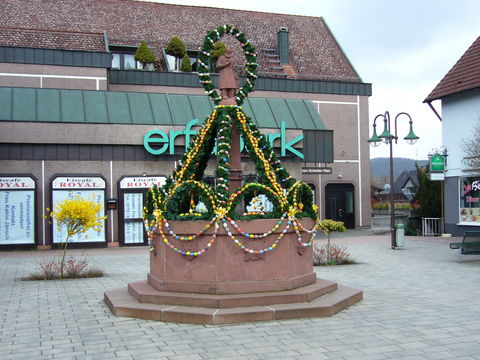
[163,49,201,72]
[110,45,141,70]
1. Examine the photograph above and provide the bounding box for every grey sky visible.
[138,0,480,159]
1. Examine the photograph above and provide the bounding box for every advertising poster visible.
[51,176,106,243]
[459,177,480,223]
[123,193,144,244]
[124,193,143,219]
[124,222,144,244]
[0,190,35,244]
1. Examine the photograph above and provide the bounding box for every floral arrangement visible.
[142,26,320,257]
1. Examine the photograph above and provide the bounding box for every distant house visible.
[393,170,418,202]
[424,35,480,236]
[372,170,418,203]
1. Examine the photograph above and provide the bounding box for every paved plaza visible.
[1,234,479,360]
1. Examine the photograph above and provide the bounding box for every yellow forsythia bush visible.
[49,195,105,237]
[47,195,106,278]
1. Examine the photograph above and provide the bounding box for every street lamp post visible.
[368,111,419,249]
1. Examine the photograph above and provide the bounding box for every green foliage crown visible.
[134,41,156,64]
[180,53,192,72]
[166,37,186,58]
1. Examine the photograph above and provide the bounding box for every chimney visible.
[277,26,289,65]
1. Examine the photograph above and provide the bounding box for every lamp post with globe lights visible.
[368,111,419,249]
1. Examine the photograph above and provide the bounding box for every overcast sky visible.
[139,0,480,160]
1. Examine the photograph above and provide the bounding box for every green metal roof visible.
[0,46,112,68]
[0,87,327,130]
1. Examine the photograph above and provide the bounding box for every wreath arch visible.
[197,25,258,106]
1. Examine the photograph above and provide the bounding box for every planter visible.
[144,63,154,71]
[148,218,316,294]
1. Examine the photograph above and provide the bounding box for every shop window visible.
[110,46,141,70]
[459,176,480,224]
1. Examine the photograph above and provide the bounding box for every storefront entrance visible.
[325,183,355,229]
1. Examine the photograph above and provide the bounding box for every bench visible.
[450,231,480,255]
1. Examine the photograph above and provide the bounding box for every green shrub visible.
[180,53,192,72]
[318,219,346,264]
[211,42,226,58]
[134,40,156,66]
[166,37,186,58]
[372,201,389,210]
[395,202,412,210]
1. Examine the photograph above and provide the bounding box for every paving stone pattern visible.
[0,236,479,360]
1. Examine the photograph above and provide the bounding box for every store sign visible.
[428,152,446,181]
[143,119,304,159]
[460,177,480,223]
[52,177,106,189]
[0,177,35,189]
[429,173,445,181]
[430,153,445,172]
[301,167,332,175]
[119,176,166,189]
[0,176,35,245]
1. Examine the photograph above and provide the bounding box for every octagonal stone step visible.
[105,281,362,325]
[128,279,337,308]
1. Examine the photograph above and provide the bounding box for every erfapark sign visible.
[119,176,166,189]
[52,177,106,189]
[144,120,304,159]
[0,177,35,189]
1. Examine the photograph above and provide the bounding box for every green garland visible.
[197,24,258,106]
[214,111,233,206]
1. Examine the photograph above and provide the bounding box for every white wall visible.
[442,89,480,177]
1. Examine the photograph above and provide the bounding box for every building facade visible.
[0,0,372,248]
[424,36,480,236]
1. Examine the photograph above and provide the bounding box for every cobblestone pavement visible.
[1,235,479,360]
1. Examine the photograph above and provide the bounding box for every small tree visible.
[47,195,106,278]
[413,163,441,218]
[318,219,346,264]
[180,53,192,72]
[134,41,156,69]
[461,117,480,169]
[211,42,226,58]
[166,37,186,71]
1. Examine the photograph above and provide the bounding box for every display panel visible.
[0,190,35,244]
[124,221,144,244]
[124,193,143,219]
[52,190,105,243]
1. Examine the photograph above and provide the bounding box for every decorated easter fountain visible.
[105,25,362,324]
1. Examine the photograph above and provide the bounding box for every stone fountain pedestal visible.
[105,219,362,324]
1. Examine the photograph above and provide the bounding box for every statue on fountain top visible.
[216,47,239,105]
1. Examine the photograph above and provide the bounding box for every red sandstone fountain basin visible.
[148,218,316,294]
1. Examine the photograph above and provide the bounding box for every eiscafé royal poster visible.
[51,176,106,243]
[0,177,35,245]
